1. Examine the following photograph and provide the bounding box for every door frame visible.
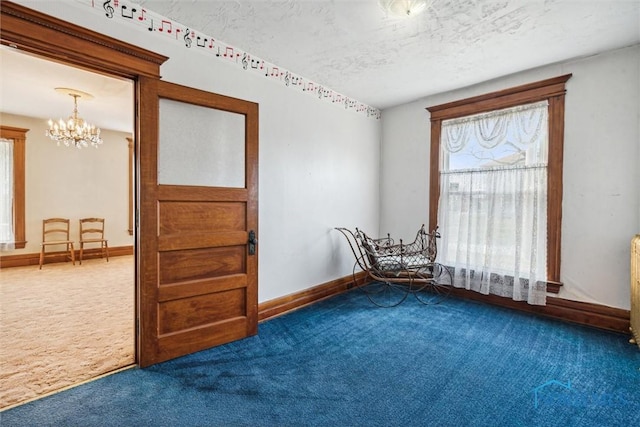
[0,1,168,365]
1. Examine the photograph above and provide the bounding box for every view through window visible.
[438,101,548,305]
[427,75,571,304]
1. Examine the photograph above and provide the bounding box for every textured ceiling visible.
[1,0,638,132]
[132,0,640,109]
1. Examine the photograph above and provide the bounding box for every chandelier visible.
[46,88,103,149]
[379,0,433,17]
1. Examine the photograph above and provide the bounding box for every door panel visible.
[158,289,246,334]
[158,246,246,283]
[159,202,246,234]
[139,77,258,367]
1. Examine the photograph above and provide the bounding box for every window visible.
[0,126,27,250]
[427,75,571,305]
[127,136,134,236]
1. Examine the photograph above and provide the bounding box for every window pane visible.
[158,99,245,188]
[442,101,548,171]
[0,138,14,245]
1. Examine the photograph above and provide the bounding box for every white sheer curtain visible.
[0,138,15,250]
[437,101,548,305]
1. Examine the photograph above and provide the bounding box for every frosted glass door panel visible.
[158,98,245,187]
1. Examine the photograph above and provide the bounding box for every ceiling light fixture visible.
[46,88,103,149]
[379,0,433,18]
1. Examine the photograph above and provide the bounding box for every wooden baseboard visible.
[0,246,134,269]
[258,273,630,335]
[258,271,368,322]
[545,297,630,334]
[5,250,626,335]
[447,286,630,334]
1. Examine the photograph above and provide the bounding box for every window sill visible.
[547,280,563,294]
[10,240,26,250]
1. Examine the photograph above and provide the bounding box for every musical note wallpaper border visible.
[79,0,381,119]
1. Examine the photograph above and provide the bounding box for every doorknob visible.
[248,230,257,255]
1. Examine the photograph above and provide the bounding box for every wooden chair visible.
[39,218,75,269]
[79,218,109,264]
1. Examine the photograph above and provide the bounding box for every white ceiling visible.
[0,46,135,133]
[1,0,638,132]
[133,0,640,108]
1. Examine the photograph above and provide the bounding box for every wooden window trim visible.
[0,126,28,249]
[426,74,572,288]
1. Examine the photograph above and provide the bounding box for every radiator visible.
[631,235,640,348]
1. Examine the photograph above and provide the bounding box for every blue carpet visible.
[2,289,639,426]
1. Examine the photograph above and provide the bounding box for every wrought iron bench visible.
[335,225,452,307]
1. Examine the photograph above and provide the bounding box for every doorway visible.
[0,46,136,409]
[1,0,259,391]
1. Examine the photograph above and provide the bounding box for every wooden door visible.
[139,78,258,367]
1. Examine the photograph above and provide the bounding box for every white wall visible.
[14,0,381,303]
[1,113,133,254]
[380,45,640,310]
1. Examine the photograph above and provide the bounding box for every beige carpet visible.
[0,255,135,409]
